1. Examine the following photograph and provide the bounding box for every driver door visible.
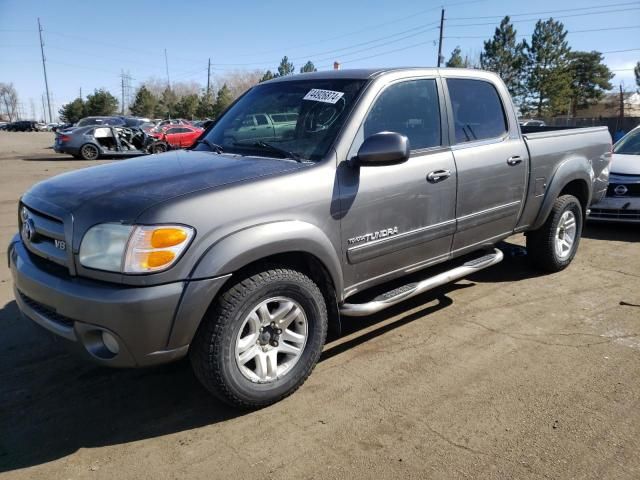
[337,78,457,292]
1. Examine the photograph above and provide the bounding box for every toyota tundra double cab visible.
[9,68,611,408]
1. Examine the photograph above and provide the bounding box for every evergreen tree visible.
[58,98,85,123]
[156,87,177,118]
[524,18,572,117]
[300,61,317,73]
[566,51,613,115]
[129,85,157,118]
[635,61,640,92]
[480,16,527,100]
[213,84,233,118]
[260,70,275,82]
[196,92,215,118]
[174,93,199,119]
[445,47,465,68]
[84,89,119,116]
[277,56,295,76]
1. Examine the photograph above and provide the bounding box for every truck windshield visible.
[197,78,367,161]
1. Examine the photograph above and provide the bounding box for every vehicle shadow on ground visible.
[583,222,640,242]
[0,251,534,473]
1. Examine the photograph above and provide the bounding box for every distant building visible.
[574,92,640,118]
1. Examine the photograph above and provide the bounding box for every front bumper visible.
[8,236,229,367]
[588,196,640,223]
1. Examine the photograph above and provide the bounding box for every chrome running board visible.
[339,248,504,317]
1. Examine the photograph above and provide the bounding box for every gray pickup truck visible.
[9,68,611,408]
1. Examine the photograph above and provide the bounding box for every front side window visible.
[447,78,508,143]
[363,79,441,151]
[199,78,367,161]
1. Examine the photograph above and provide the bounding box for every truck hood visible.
[610,153,640,175]
[25,150,303,222]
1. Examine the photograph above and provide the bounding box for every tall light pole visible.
[37,18,52,122]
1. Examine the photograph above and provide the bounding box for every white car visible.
[589,126,640,222]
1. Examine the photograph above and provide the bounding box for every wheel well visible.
[560,180,589,216]
[222,252,341,339]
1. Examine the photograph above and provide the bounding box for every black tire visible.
[526,194,583,273]
[190,267,328,409]
[150,142,168,154]
[79,143,100,160]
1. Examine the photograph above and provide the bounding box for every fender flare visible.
[191,220,344,295]
[530,157,594,231]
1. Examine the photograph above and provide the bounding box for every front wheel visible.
[190,267,328,408]
[526,194,583,272]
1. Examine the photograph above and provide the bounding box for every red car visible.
[152,125,203,149]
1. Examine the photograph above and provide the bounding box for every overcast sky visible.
[1,0,638,120]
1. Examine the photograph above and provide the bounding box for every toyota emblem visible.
[22,218,35,241]
[614,184,628,196]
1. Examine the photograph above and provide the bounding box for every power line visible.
[446,6,640,27]
[447,1,640,20]
[444,24,640,39]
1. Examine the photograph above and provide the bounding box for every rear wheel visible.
[526,194,583,272]
[190,267,328,409]
[79,143,100,160]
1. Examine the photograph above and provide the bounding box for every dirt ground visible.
[0,132,639,479]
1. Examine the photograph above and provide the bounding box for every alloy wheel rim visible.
[83,145,97,159]
[235,296,308,383]
[555,210,577,260]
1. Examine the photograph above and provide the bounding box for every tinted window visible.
[447,79,507,143]
[166,128,180,134]
[255,114,269,125]
[363,79,441,150]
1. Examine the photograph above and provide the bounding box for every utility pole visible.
[164,48,171,90]
[437,8,445,67]
[121,70,125,115]
[41,94,46,122]
[37,18,52,123]
[619,84,625,121]
[79,87,82,99]
[207,58,211,96]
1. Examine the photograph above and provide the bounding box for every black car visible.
[6,121,38,132]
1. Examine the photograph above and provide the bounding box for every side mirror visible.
[354,131,410,167]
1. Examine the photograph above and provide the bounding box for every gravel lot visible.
[1,132,639,479]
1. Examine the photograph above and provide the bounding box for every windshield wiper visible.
[233,140,303,162]
[196,138,224,154]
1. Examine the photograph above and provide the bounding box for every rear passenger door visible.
[444,77,528,253]
[338,78,457,291]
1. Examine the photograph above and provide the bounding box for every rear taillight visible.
[59,134,71,142]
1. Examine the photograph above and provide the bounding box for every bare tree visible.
[0,82,19,122]
[211,69,263,99]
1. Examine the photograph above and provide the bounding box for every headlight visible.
[79,224,194,274]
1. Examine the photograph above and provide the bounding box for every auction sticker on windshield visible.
[303,89,344,104]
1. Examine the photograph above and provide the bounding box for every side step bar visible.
[339,249,504,317]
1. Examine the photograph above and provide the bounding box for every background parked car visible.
[55,125,160,160]
[75,116,127,128]
[5,121,38,132]
[519,119,546,127]
[589,125,640,223]
[151,125,203,149]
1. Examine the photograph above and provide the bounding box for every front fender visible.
[191,220,344,294]
[530,157,593,230]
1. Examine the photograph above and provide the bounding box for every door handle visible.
[426,169,451,183]
[507,156,523,166]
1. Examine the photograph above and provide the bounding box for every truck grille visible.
[589,208,640,221]
[607,173,640,198]
[19,204,70,271]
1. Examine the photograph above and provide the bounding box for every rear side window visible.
[363,79,441,150]
[447,78,507,143]
[255,114,269,125]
